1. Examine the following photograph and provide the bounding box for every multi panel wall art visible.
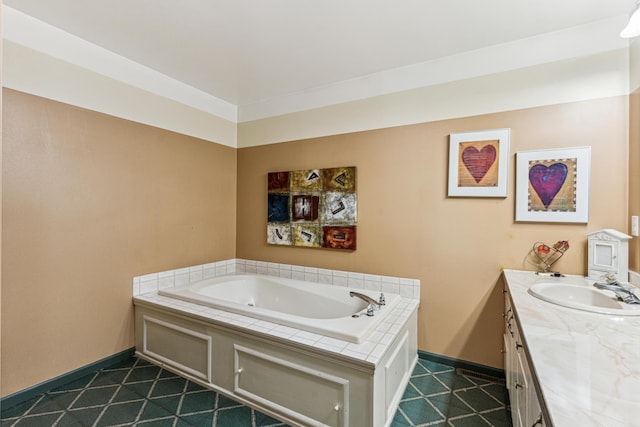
[267,167,357,250]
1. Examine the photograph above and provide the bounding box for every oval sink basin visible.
[528,282,640,316]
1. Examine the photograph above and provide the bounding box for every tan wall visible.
[237,96,629,368]
[630,88,640,273]
[3,41,238,148]
[1,89,237,397]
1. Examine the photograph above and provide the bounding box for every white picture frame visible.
[447,128,510,197]
[515,146,591,223]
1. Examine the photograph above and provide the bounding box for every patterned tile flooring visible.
[1,356,511,426]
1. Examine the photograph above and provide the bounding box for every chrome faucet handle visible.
[604,272,619,284]
[366,304,375,316]
[379,293,386,306]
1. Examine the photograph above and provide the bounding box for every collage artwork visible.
[267,167,357,250]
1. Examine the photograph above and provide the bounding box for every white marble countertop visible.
[503,269,640,427]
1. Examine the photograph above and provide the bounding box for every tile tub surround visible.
[132,259,420,365]
[134,288,418,366]
[503,269,640,427]
[132,260,420,425]
[132,259,421,300]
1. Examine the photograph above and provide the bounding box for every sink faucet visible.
[350,291,383,316]
[593,282,640,305]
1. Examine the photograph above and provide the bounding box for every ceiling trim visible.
[238,15,630,122]
[2,6,238,123]
[238,49,629,148]
[3,40,238,148]
[2,6,631,125]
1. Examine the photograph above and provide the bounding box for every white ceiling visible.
[4,0,636,110]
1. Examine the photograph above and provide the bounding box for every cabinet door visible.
[521,347,543,426]
[234,344,349,427]
[525,364,541,425]
[513,351,528,427]
[503,334,512,393]
[504,287,545,427]
[504,293,514,390]
[591,240,618,271]
[141,315,213,383]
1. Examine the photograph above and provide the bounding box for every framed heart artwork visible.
[515,146,591,223]
[448,128,510,197]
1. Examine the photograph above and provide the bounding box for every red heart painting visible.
[461,145,497,183]
[528,163,568,208]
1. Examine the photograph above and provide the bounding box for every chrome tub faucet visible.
[350,291,386,316]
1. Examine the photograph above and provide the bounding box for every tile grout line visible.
[477,384,508,407]
[211,392,220,426]
[5,396,50,426]
[35,371,103,427]
[132,397,149,425]
[175,374,190,424]
[90,382,124,426]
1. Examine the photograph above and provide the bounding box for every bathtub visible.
[158,274,401,343]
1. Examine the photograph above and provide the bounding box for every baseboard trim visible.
[1,347,135,409]
[418,350,505,380]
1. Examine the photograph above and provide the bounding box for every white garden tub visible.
[158,274,400,343]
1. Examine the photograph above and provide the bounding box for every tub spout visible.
[350,291,381,312]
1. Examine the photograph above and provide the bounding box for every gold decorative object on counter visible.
[527,240,569,273]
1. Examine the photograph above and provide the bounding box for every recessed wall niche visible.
[267,167,357,250]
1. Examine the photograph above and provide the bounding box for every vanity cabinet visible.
[504,291,545,427]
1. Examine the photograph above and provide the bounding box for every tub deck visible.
[134,289,417,367]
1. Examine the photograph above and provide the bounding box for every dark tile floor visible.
[1,357,511,426]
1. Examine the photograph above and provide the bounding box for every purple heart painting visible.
[461,145,497,183]
[528,163,568,208]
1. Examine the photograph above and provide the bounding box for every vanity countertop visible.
[503,269,640,427]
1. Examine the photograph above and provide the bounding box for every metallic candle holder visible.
[527,240,570,273]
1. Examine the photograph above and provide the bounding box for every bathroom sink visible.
[528,282,640,316]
